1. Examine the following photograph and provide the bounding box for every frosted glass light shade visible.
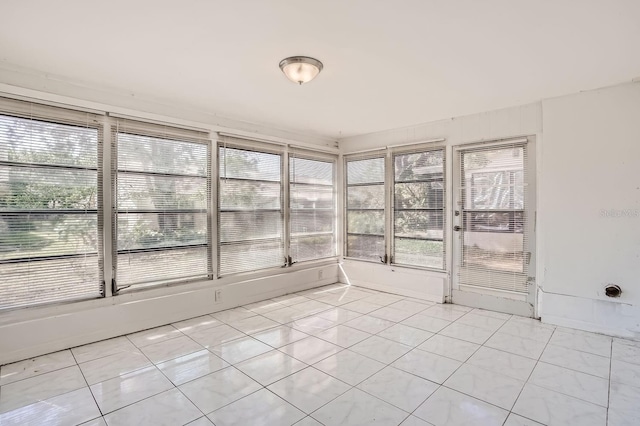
[279,56,323,85]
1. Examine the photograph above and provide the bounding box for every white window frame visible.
[288,149,338,264]
[343,142,447,272]
[0,97,105,310]
[111,118,213,293]
[217,137,339,278]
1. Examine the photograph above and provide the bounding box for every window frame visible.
[343,143,447,271]
[391,145,446,270]
[216,139,286,277]
[343,151,388,263]
[288,150,338,264]
[0,99,105,311]
[112,120,213,292]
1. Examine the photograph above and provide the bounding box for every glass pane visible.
[0,115,97,168]
[291,235,335,262]
[394,211,443,239]
[462,211,525,273]
[347,235,385,261]
[219,180,280,210]
[118,133,208,176]
[219,240,284,275]
[118,174,207,210]
[219,211,282,243]
[0,256,100,310]
[347,157,384,184]
[290,157,333,185]
[347,185,385,209]
[347,210,384,235]
[219,147,281,181]
[0,214,98,260]
[117,247,209,286]
[464,211,524,233]
[394,151,443,181]
[394,238,443,268]
[513,170,524,209]
[290,184,333,210]
[394,182,443,210]
[117,212,207,250]
[1,166,97,211]
[462,147,524,210]
[291,210,334,234]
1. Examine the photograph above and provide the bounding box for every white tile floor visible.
[1,284,639,426]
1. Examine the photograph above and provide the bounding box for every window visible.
[290,155,336,262]
[345,146,446,269]
[345,156,386,261]
[393,149,445,268]
[0,98,102,310]
[218,143,284,275]
[114,120,211,290]
[460,145,528,287]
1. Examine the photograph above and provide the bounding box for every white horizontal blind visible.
[459,143,529,292]
[0,97,103,310]
[289,154,336,262]
[393,149,445,268]
[218,141,284,276]
[345,156,385,261]
[114,120,211,290]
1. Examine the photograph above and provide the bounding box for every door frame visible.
[449,137,537,317]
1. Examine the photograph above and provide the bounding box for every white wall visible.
[539,83,640,339]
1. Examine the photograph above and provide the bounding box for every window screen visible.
[290,156,336,262]
[218,145,283,275]
[0,99,102,310]
[114,122,211,289]
[393,149,445,268]
[345,157,385,261]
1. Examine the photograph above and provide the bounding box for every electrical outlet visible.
[318,270,323,280]
[214,289,222,303]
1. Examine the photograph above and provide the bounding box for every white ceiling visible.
[1,0,639,139]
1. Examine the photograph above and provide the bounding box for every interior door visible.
[451,139,536,316]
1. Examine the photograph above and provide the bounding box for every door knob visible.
[453,226,461,231]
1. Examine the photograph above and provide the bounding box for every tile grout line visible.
[422,309,514,423]
[506,323,559,426]
[0,353,77,388]
[69,347,104,423]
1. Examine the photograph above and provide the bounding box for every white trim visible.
[344,137,446,155]
[218,131,338,154]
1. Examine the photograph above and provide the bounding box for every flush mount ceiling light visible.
[279,56,323,85]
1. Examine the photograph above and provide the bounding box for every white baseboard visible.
[540,291,640,340]
[452,290,534,317]
[339,260,446,303]
[0,264,338,365]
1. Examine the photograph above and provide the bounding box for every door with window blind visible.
[452,139,536,316]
